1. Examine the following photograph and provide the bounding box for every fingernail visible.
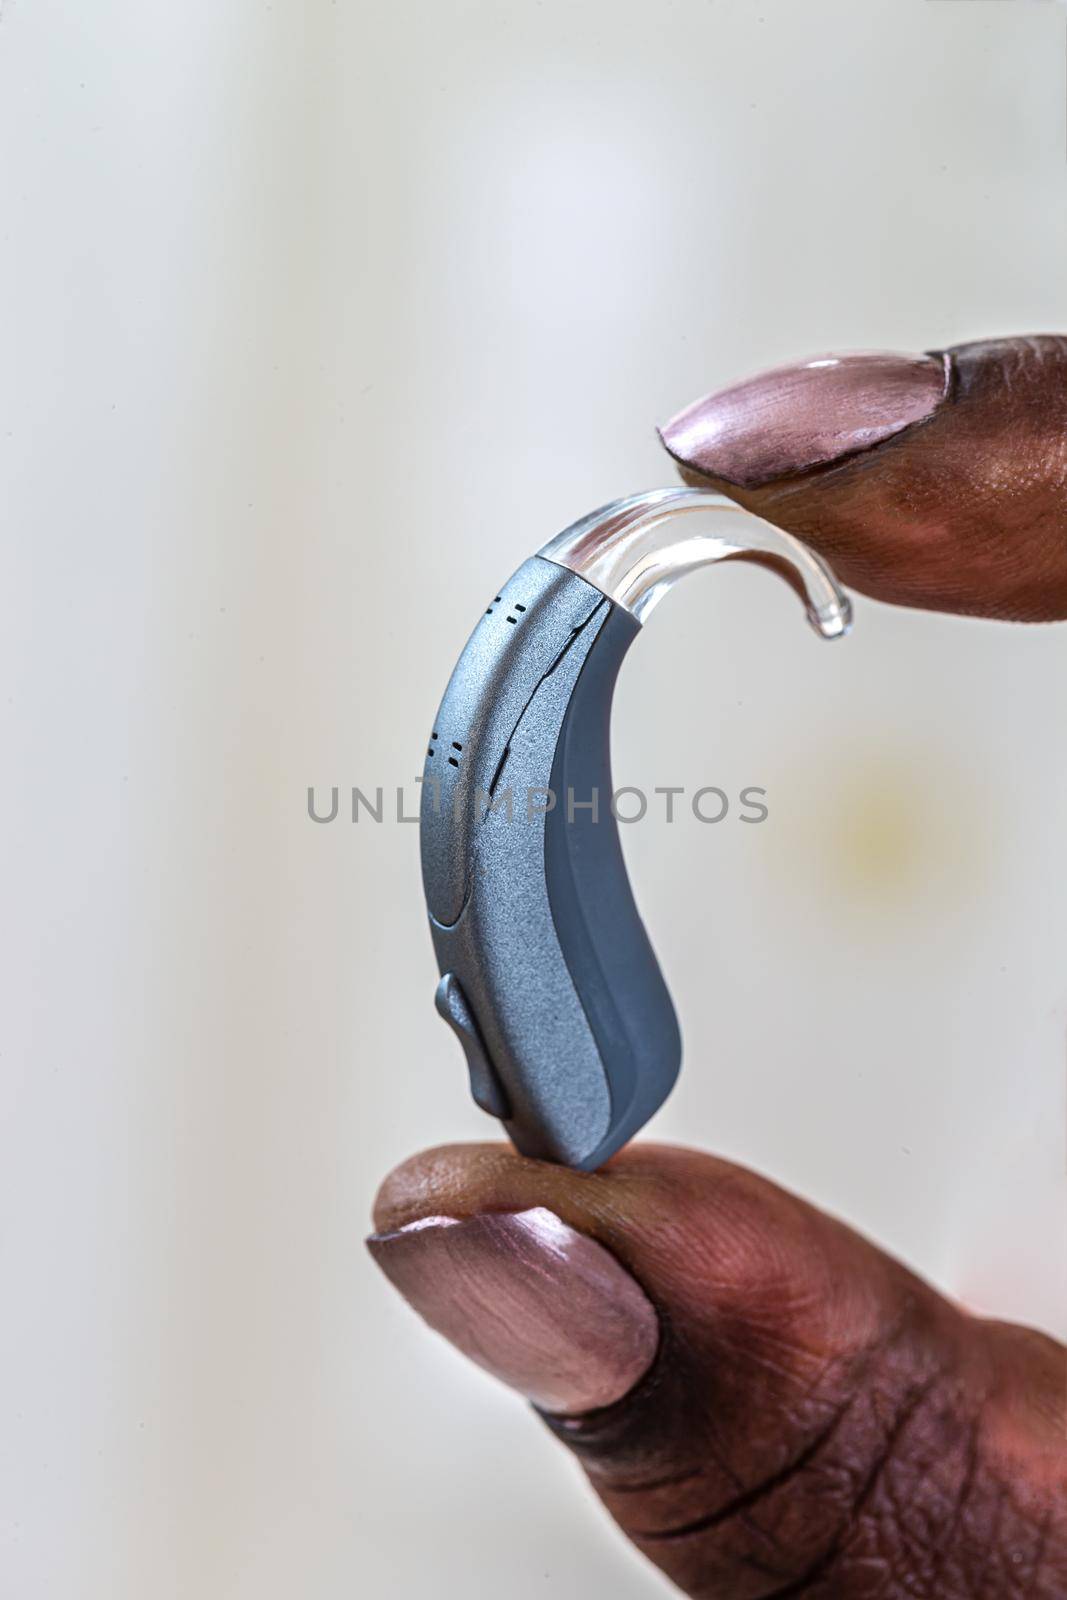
[658,350,949,489]
[366,1207,659,1414]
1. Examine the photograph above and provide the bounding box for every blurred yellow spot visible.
[756,739,1001,940]
[833,763,932,897]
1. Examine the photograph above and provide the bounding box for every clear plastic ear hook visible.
[538,487,852,638]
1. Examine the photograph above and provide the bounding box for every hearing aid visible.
[419,488,851,1170]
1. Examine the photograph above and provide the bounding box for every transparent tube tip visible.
[807,591,853,640]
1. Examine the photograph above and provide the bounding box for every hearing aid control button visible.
[434,973,512,1121]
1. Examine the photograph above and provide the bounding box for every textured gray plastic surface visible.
[421,559,603,927]
[420,556,681,1169]
[544,603,681,1163]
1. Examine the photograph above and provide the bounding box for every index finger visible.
[658,335,1067,622]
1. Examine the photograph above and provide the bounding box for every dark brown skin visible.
[377,1144,1065,1600]
[377,335,1067,1597]
[663,335,1067,622]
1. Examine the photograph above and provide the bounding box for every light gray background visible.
[3,1,1066,1595]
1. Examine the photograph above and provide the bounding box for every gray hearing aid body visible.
[420,488,851,1171]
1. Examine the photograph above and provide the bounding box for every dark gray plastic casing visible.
[420,555,680,1170]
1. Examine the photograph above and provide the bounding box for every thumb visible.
[367,1142,1066,1599]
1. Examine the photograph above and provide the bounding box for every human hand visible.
[368,336,1067,1599]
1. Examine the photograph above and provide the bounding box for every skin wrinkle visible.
[748,1356,953,1593]
[676,1340,856,1504]
[974,1484,1009,1600]
[731,1504,788,1564]
[924,1412,983,1596]
[633,1397,856,1543]
[884,1364,986,1586]
[998,1500,1058,1600]
[373,1144,1066,1598]
[807,1385,1060,1600]
[597,1464,708,1497]
[1025,1511,1053,1599]
[564,1228,1048,1598]
[753,1376,948,1600]
[639,1356,831,1516]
